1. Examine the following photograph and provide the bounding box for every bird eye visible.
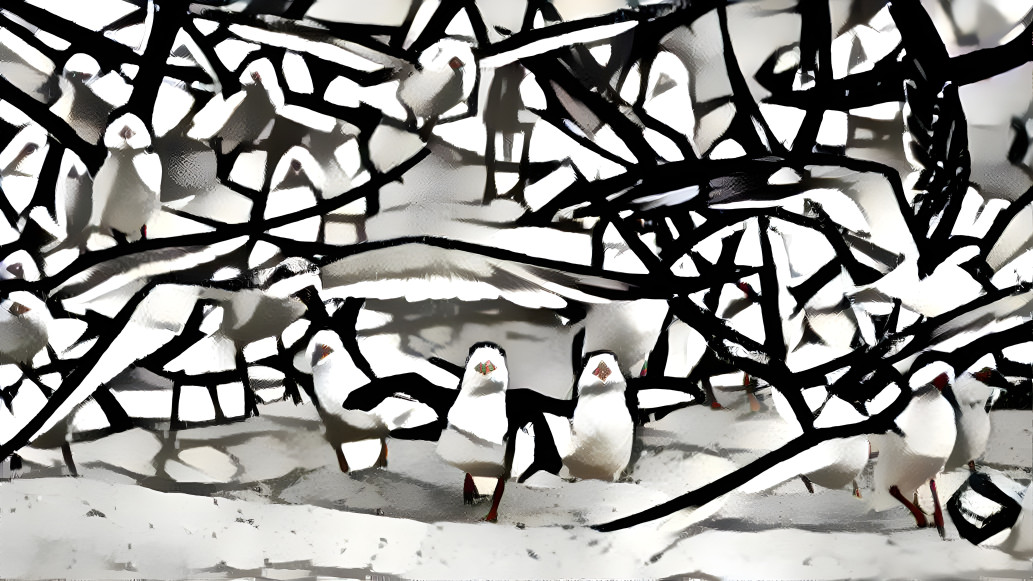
[6,264,23,278]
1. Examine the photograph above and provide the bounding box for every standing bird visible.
[51,54,111,146]
[89,114,161,242]
[871,363,958,538]
[944,365,997,472]
[563,352,634,482]
[772,389,869,496]
[309,331,436,472]
[436,342,512,522]
[397,38,476,131]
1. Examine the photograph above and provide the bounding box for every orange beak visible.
[318,344,333,361]
[7,302,30,316]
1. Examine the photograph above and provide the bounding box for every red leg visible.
[968,460,976,472]
[929,479,946,539]
[484,477,506,523]
[801,475,815,494]
[376,439,388,469]
[747,391,761,413]
[463,473,476,505]
[890,485,928,528]
[703,379,722,410]
[335,445,350,473]
[853,480,862,499]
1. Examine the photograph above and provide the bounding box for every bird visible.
[308,330,438,472]
[396,38,476,130]
[871,362,958,538]
[204,257,319,417]
[436,342,512,522]
[0,290,51,366]
[771,388,869,497]
[264,149,321,242]
[50,54,111,146]
[0,35,58,104]
[89,114,161,242]
[46,158,93,255]
[0,254,49,368]
[563,352,634,481]
[151,116,218,206]
[212,67,277,155]
[944,364,998,472]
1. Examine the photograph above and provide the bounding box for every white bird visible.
[89,114,161,241]
[772,388,869,496]
[214,69,277,154]
[47,158,93,255]
[944,365,996,471]
[563,352,634,481]
[871,362,958,537]
[0,290,51,366]
[397,38,476,127]
[308,330,436,472]
[264,148,321,242]
[51,54,110,146]
[436,342,511,522]
[999,483,1033,558]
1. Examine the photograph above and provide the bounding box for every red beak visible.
[932,373,949,391]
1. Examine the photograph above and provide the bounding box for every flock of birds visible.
[0,1,1026,554]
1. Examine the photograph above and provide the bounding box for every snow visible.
[2,400,1028,578]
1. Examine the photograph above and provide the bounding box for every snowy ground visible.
[1,402,1030,579]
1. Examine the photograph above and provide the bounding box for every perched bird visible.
[213,67,277,154]
[309,330,436,472]
[0,34,58,104]
[397,38,476,128]
[871,363,958,538]
[0,289,51,366]
[563,352,634,481]
[47,157,93,255]
[51,54,111,146]
[264,149,321,242]
[436,342,512,522]
[944,365,998,471]
[151,117,218,206]
[89,114,161,241]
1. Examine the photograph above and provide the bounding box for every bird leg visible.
[484,477,506,523]
[889,485,928,528]
[463,473,476,505]
[702,377,722,410]
[335,444,350,473]
[801,475,815,493]
[375,439,388,469]
[61,441,78,477]
[968,460,977,472]
[747,390,762,413]
[929,479,946,539]
[852,480,862,499]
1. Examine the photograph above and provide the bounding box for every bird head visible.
[577,352,625,397]
[463,342,507,393]
[104,113,150,149]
